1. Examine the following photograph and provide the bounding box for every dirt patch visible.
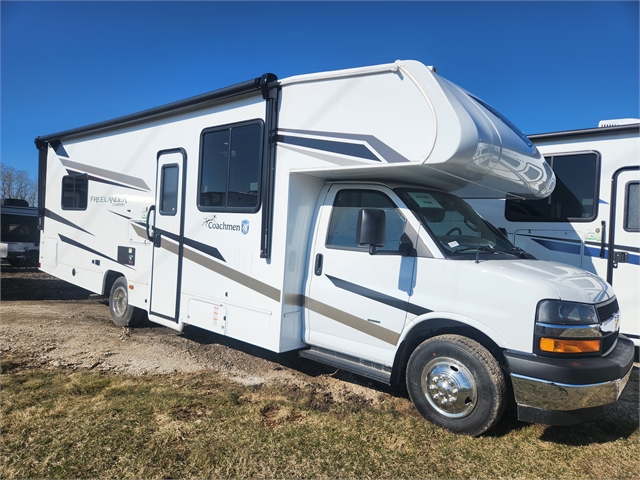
[0,267,390,406]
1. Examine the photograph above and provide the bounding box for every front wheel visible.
[109,276,146,327]
[406,334,506,436]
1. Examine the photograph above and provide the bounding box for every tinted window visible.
[505,153,599,222]
[61,175,88,210]
[1,214,39,243]
[625,182,639,232]
[159,164,179,216]
[199,121,263,211]
[327,190,405,252]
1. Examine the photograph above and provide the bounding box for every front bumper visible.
[504,335,634,424]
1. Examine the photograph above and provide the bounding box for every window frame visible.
[158,163,179,216]
[196,119,264,214]
[623,181,639,232]
[325,188,407,255]
[505,151,601,223]
[60,174,89,211]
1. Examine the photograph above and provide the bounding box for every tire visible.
[109,276,146,327]
[406,334,506,436]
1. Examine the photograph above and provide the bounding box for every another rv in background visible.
[471,119,640,349]
[1,199,39,267]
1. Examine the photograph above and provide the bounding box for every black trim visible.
[260,74,280,259]
[504,335,634,385]
[528,123,639,141]
[182,235,226,263]
[65,169,149,192]
[34,75,274,148]
[50,140,70,158]
[326,274,431,317]
[37,144,48,231]
[277,135,380,161]
[58,234,133,269]
[109,210,133,221]
[607,165,640,284]
[44,208,94,236]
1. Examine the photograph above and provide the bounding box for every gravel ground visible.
[0,266,392,405]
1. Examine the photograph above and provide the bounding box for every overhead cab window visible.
[198,121,263,212]
[61,174,88,210]
[505,152,600,222]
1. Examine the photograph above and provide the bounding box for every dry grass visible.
[1,368,638,479]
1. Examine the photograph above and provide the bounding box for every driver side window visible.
[326,189,405,252]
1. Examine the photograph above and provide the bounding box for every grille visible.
[597,297,619,323]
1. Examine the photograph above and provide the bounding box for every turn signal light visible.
[539,338,601,354]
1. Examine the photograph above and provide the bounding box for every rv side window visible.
[159,164,179,216]
[327,189,405,253]
[505,152,600,222]
[61,175,88,210]
[198,121,263,212]
[624,182,639,232]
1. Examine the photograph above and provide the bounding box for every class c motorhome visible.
[35,60,634,436]
[470,120,640,351]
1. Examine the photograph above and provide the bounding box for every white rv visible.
[1,199,39,267]
[471,120,640,350]
[35,60,633,436]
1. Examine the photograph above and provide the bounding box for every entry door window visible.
[159,164,179,216]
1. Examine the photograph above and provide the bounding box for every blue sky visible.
[2,1,638,182]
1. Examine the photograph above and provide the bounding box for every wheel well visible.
[103,271,124,297]
[390,319,505,391]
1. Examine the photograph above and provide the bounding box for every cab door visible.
[149,149,186,321]
[306,185,417,366]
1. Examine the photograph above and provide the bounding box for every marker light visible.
[539,338,601,354]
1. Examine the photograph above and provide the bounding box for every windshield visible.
[395,188,523,258]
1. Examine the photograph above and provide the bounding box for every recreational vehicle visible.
[35,61,634,436]
[1,199,39,267]
[471,120,640,351]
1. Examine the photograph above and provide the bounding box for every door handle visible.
[146,205,156,242]
[314,253,323,276]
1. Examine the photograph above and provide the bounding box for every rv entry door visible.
[608,167,639,341]
[149,149,186,322]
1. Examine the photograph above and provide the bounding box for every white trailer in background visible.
[471,120,640,350]
[36,60,633,436]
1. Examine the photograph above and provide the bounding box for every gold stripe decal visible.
[183,246,281,302]
[306,297,400,346]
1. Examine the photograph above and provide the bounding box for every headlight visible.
[536,300,598,325]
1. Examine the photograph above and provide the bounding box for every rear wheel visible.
[406,334,506,436]
[109,276,146,327]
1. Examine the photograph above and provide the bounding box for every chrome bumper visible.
[511,367,632,411]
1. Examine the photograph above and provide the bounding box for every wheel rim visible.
[112,286,128,318]
[421,357,477,418]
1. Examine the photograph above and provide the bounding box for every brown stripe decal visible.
[183,246,281,302]
[305,297,400,345]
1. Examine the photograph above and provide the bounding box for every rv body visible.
[1,200,39,267]
[36,61,633,436]
[471,121,640,349]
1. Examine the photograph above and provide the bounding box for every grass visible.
[1,368,638,479]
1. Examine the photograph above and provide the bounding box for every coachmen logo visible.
[203,216,249,235]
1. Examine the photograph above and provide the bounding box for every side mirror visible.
[356,209,386,255]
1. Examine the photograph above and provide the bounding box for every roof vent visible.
[598,118,640,127]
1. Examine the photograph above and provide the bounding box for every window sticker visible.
[448,241,459,248]
[408,192,444,209]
